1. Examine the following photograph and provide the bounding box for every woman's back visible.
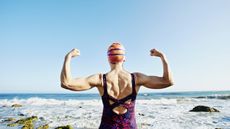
[105,70,136,98]
[99,70,138,129]
[103,70,139,114]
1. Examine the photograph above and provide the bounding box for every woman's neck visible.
[110,62,124,71]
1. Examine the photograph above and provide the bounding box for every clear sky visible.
[0,0,229,93]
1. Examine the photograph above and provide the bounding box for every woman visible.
[60,43,173,129]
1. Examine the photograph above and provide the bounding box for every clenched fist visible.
[150,49,164,57]
[67,48,80,58]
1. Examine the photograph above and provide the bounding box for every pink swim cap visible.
[107,43,125,64]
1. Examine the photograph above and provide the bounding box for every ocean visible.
[0,91,230,129]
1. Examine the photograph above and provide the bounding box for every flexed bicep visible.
[61,74,102,91]
[134,72,172,89]
[60,48,102,91]
[134,49,173,89]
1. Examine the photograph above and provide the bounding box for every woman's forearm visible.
[61,55,72,86]
[160,55,173,84]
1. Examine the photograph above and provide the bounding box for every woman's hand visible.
[66,48,80,58]
[150,49,164,58]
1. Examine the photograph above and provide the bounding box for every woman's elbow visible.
[61,83,75,91]
[166,80,174,87]
[61,81,69,89]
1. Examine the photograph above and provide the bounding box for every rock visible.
[7,123,17,127]
[4,117,16,122]
[138,113,145,116]
[189,105,220,112]
[39,117,45,121]
[11,104,22,107]
[19,113,25,116]
[16,116,38,124]
[55,125,73,129]
[141,123,152,126]
[21,120,34,129]
[37,124,49,129]
[217,95,230,100]
[6,116,38,128]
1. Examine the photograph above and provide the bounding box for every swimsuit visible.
[99,73,137,129]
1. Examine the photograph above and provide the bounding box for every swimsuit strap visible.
[102,74,108,96]
[109,73,137,109]
[110,95,134,109]
[103,73,136,97]
[131,73,137,95]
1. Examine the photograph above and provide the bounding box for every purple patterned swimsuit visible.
[99,73,137,129]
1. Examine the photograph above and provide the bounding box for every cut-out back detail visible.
[99,73,137,129]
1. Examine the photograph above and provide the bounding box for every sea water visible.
[0,91,230,129]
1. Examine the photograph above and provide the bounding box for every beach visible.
[0,91,230,129]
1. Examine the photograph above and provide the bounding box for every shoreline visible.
[0,91,230,128]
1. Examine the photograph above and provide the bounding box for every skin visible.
[60,48,173,114]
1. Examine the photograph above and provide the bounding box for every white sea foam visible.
[0,97,102,107]
[137,98,178,105]
[0,97,230,129]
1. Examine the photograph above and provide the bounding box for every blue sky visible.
[0,0,229,93]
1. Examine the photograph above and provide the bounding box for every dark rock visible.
[19,113,25,116]
[189,105,220,112]
[39,117,45,121]
[4,117,16,122]
[11,104,22,107]
[141,123,152,126]
[217,95,230,100]
[55,125,73,129]
[138,113,145,116]
[7,123,17,127]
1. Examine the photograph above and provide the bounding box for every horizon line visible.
[0,90,229,94]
